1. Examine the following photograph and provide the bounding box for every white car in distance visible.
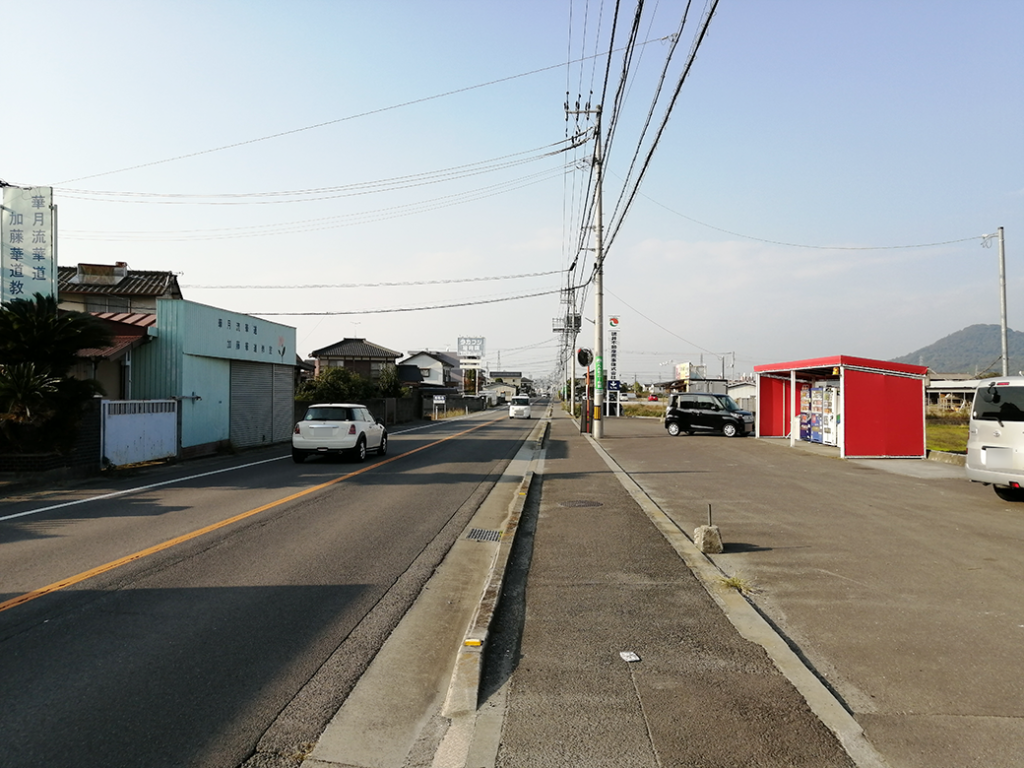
[292,403,387,463]
[508,395,532,419]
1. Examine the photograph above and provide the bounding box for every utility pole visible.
[565,99,604,437]
[999,226,1008,377]
[592,106,605,439]
[984,227,1009,376]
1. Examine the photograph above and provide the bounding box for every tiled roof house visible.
[58,262,183,314]
[309,338,403,383]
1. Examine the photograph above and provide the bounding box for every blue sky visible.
[3,1,1022,384]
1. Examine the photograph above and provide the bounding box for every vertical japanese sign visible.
[608,315,620,381]
[2,186,56,305]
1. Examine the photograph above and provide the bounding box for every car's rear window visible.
[305,407,353,421]
[973,385,1024,422]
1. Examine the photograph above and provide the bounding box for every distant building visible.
[398,350,462,389]
[926,374,983,413]
[71,311,156,399]
[309,338,402,383]
[491,371,533,394]
[58,262,183,314]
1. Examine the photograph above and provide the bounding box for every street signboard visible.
[457,337,485,357]
[2,186,56,304]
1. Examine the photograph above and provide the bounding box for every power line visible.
[604,0,721,252]
[56,138,581,205]
[606,286,718,356]
[183,270,564,290]
[250,288,561,316]
[605,3,693,239]
[637,190,983,250]
[49,35,679,186]
[63,163,572,241]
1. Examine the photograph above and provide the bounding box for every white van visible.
[966,377,1024,500]
[508,395,532,419]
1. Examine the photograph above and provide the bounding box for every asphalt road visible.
[0,411,534,768]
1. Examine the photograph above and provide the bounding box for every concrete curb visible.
[927,449,966,466]
[585,432,893,768]
[428,414,549,768]
[305,411,549,768]
[441,417,549,716]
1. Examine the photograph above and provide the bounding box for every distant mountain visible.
[892,324,1024,375]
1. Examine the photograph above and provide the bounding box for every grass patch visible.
[926,416,969,454]
[623,403,665,417]
[717,574,758,595]
[430,408,468,420]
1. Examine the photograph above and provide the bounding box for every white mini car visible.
[292,403,387,463]
[508,395,532,419]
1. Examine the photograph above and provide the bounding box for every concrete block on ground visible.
[694,524,723,554]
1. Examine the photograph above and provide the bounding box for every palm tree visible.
[0,363,60,451]
[0,294,112,453]
[0,292,112,375]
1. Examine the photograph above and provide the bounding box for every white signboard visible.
[2,186,56,304]
[609,316,620,381]
[458,336,485,358]
[433,394,446,403]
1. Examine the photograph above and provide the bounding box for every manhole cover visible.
[557,500,603,508]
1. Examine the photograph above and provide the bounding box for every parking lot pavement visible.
[588,416,1024,768]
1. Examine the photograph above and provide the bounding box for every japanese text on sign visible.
[2,186,56,304]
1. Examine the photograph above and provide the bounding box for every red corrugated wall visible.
[843,368,925,457]
[757,376,792,437]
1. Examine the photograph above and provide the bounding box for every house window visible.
[85,296,129,313]
[420,368,431,378]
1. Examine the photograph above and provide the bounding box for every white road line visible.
[0,416,491,524]
[0,456,286,523]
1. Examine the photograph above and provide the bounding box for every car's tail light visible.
[348,424,356,434]
[294,424,300,434]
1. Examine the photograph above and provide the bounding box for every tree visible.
[0,363,59,450]
[296,367,375,403]
[0,294,112,454]
[376,363,406,398]
[0,293,112,376]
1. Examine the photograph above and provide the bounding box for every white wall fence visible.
[101,400,178,467]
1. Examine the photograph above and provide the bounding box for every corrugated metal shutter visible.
[230,361,273,448]
[273,364,295,442]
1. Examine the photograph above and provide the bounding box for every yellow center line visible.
[0,415,507,614]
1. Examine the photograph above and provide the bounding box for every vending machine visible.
[821,387,839,446]
[799,385,812,441]
[809,387,824,443]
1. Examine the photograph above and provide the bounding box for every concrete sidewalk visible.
[471,411,868,767]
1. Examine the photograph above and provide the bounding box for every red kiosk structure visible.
[754,356,928,459]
